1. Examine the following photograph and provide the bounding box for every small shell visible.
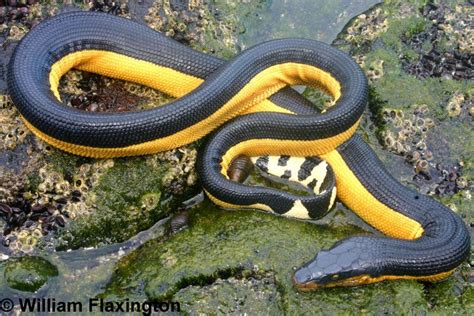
[415,159,430,174]
[227,155,253,183]
[168,211,190,235]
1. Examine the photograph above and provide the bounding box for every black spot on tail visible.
[298,157,322,181]
[255,156,269,173]
[307,178,317,191]
[281,170,292,179]
[278,155,290,166]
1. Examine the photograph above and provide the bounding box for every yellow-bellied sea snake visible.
[7,11,470,289]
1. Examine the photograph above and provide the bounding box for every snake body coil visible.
[8,12,470,289]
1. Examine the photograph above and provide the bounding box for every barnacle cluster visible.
[87,0,129,16]
[3,224,43,254]
[0,169,28,206]
[0,154,115,254]
[0,1,55,41]
[353,54,366,68]
[402,3,473,81]
[59,70,173,113]
[344,8,388,47]
[0,94,30,150]
[379,104,437,170]
[416,161,470,198]
[366,59,384,82]
[446,90,473,118]
[146,0,206,44]
[379,102,470,197]
[64,159,115,219]
[439,4,473,55]
[446,91,465,117]
[145,0,239,57]
[149,147,198,195]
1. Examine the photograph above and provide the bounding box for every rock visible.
[4,256,58,292]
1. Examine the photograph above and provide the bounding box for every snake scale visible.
[7,11,470,289]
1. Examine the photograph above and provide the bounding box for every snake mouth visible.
[292,267,325,291]
[292,275,321,291]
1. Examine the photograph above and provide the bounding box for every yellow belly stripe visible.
[320,150,424,239]
[49,50,204,101]
[219,120,360,178]
[299,269,454,290]
[23,50,343,158]
[205,189,274,212]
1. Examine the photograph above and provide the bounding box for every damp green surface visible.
[209,0,382,47]
[0,0,472,315]
[55,157,170,249]
[3,256,58,292]
[102,200,473,315]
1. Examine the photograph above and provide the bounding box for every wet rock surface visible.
[0,0,472,314]
[0,0,199,253]
[102,201,472,314]
[4,256,58,292]
[401,3,473,81]
[333,0,472,225]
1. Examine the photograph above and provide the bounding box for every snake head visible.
[293,238,378,290]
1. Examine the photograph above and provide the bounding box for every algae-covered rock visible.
[56,150,198,250]
[102,201,472,314]
[174,272,283,315]
[4,256,58,292]
[333,0,473,221]
[103,201,361,303]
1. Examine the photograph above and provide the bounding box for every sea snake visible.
[7,11,470,289]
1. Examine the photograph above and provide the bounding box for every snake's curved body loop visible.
[8,12,470,289]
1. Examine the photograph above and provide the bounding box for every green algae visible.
[56,157,175,250]
[209,0,382,47]
[102,200,363,301]
[174,272,283,314]
[4,256,58,292]
[101,200,473,314]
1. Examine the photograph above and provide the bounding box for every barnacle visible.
[456,177,468,189]
[0,94,30,150]
[140,192,161,211]
[145,0,239,57]
[156,147,198,194]
[446,92,465,117]
[382,132,395,149]
[415,159,430,174]
[406,150,421,163]
[366,60,384,81]
[345,8,388,45]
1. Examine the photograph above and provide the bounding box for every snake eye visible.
[293,267,313,285]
